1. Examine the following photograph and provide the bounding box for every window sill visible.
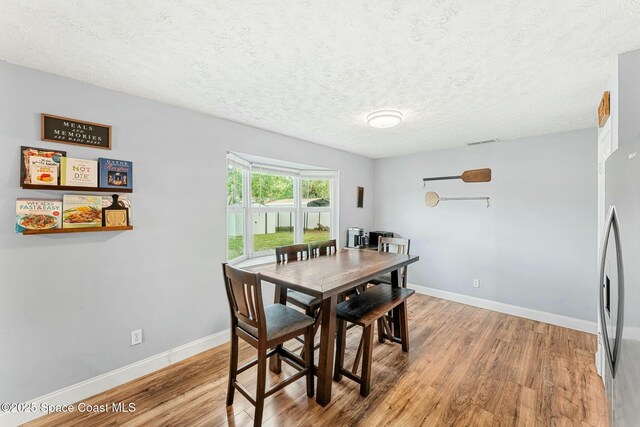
[231,255,274,269]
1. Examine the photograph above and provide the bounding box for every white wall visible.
[0,61,374,403]
[374,128,597,321]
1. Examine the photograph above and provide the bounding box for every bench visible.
[333,284,415,397]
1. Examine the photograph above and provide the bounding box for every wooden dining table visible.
[245,248,419,406]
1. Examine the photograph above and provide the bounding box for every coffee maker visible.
[346,227,366,248]
[368,231,394,248]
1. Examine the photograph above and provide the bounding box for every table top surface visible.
[245,248,419,298]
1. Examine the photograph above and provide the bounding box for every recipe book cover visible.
[21,146,65,185]
[29,156,59,185]
[15,199,62,232]
[60,157,98,187]
[62,195,102,228]
[98,158,133,190]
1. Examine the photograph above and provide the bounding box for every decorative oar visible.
[422,168,491,185]
[425,191,490,208]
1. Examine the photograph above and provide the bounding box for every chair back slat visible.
[275,244,309,263]
[378,236,410,255]
[222,264,265,331]
[309,239,337,257]
[245,283,258,320]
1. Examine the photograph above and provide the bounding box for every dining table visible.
[245,247,420,406]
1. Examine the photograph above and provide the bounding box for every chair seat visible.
[287,289,322,308]
[239,303,315,341]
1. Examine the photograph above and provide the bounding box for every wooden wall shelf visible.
[21,184,133,193]
[23,226,133,235]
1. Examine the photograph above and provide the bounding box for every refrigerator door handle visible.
[598,205,625,378]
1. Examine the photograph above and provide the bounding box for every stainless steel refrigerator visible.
[599,53,640,424]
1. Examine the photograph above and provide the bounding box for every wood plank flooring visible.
[25,295,609,426]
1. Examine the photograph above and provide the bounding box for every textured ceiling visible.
[1,1,640,158]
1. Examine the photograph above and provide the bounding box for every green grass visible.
[227,229,331,260]
[302,229,331,244]
[254,230,295,253]
[228,235,244,260]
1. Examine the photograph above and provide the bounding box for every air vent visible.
[466,139,498,147]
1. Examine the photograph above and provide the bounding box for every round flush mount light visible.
[366,110,403,129]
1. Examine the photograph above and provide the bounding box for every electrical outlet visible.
[473,279,480,288]
[131,329,143,346]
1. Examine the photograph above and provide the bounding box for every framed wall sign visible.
[41,113,112,150]
[357,186,364,208]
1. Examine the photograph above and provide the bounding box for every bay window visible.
[226,153,338,261]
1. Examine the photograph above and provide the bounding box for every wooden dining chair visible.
[272,244,321,371]
[370,236,411,344]
[222,263,315,427]
[274,244,321,314]
[308,239,337,258]
[275,243,309,263]
[370,236,411,287]
[306,239,338,344]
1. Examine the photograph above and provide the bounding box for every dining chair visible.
[309,239,337,258]
[272,244,321,371]
[274,244,321,315]
[275,243,309,263]
[370,236,411,287]
[370,236,411,344]
[222,263,315,427]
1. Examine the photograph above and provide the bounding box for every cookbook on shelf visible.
[62,195,102,228]
[15,199,62,232]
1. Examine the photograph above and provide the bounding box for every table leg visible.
[391,269,401,339]
[316,295,337,406]
[269,284,288,374]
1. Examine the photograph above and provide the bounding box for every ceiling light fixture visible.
[366,110,403,129]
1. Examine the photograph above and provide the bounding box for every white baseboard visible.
[408,284,597,334]
[623,326,640,340]
[0,329,230,427]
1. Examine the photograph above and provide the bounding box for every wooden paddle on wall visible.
[424,191,491,208]
[423,168,491,183]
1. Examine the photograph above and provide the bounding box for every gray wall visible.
[374,128,597,321]
[0,61,375,402]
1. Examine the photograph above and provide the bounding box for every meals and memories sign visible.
[41,113,112,150]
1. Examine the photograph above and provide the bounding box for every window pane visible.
[227,212,245,260]
[253,211,294,252]
[227,165,243,207]
[251,173,294,207]
[303,211,331,243]
[302,179,330,207]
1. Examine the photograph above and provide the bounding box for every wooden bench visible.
[333,284,415,397]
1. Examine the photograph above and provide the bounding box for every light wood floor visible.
[25,294,609,426]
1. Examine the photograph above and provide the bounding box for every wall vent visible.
[466,139,498,147]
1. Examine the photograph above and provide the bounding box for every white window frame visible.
[299,170,338,250]
[226,153,339,261]
[226,154,250,262]
[249,166,297,258]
